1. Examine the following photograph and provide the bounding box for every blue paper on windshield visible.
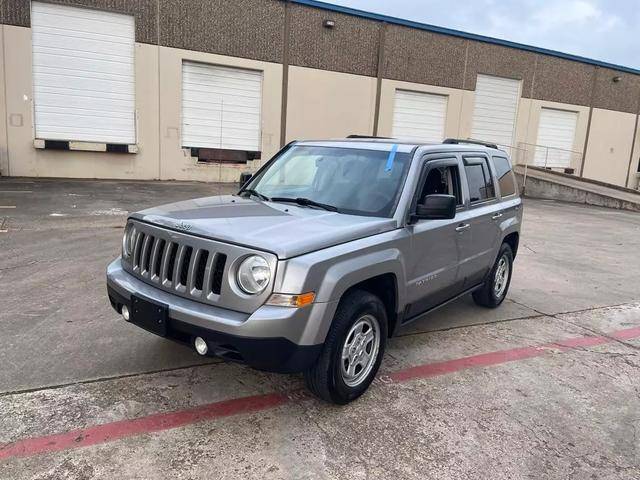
[385,144,398,172]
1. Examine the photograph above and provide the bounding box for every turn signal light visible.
[266,292,316,308]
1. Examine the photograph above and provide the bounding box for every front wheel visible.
[473,243,514,308]
[304,290,387,404]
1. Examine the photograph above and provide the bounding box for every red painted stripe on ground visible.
[1,325,639,461]
[0,393,289,461]
[611,325,640,341]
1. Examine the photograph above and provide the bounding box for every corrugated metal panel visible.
[31,2,135,144]
[471,75,521,149]
[391,90,447,142]
[181,62,262,151]
[534,108,578,168]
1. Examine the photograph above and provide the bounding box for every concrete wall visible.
[1,0,640,189]
[628,121,640,189]
[4,26,159,179]
[582,109,637,186]
[159,47,282,181]
[377,79,470,139]
[1,24,282,181]
[515,99,590,173]
[0,26,8,176]
[285,66,376,142]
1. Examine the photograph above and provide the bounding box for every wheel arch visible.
[502,231,520,258]
[315,249,405,340]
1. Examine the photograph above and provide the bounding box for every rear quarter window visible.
[492,156,517,197]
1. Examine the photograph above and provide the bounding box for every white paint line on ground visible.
[89,208,128,216]
[49,213,69,217]
[0,190,33,194]
[0,206,16,209]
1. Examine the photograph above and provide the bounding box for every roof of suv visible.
[295,138,507,155]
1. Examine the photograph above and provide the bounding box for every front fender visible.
[316,248,405,307]
[272,229,410,344]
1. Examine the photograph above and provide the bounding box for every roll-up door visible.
[392,90,447,142]
[31,2,135,144]
[182,62,262,152]
[534,108,578,168]
[471,75,521,148]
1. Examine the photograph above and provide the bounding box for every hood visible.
[131,195,397,259]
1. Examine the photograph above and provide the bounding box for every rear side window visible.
[464,156,495,203]
[493,156,517,197]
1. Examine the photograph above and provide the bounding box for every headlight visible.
[236,255,271,294]
[122,223,137,258]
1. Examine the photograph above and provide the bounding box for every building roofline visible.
[292,0,640,76]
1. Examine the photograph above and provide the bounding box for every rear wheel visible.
[473,243,514,308]
[304,290,387,404]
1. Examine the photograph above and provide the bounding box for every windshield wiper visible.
[239,189,270,202]
[270,197,338,212]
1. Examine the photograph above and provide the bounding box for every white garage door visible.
[31,2,135,144]
[182,62,262,151]
[534,108,578,168]
[392,90,447,142]
[471,75,521,149]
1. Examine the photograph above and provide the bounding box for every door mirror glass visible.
[415,194,456,220]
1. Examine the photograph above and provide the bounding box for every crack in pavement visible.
[2,301,639,399]
[555,317,640,353]
[0,360,221,398]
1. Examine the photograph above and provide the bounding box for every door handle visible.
[491,212,503,220]
[455,223,470,232]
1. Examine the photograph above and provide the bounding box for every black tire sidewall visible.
[328,292,388,404]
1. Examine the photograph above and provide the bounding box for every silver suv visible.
[106,138,522,404]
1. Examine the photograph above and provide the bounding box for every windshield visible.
[243,145,412,218]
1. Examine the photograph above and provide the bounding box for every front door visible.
[405,156,466,319]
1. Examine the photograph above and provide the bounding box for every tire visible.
[472,243,514,308]
[304,290,388,404]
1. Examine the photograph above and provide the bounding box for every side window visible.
[492,156,517,197]
[419,164,463,206]
[464,156,495,203]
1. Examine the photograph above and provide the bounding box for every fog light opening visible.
[194,336,209,356]
[121,305,130,321]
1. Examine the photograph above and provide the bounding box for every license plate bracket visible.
[130,295,168,336]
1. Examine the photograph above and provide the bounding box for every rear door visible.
[457,154,503,287]
[405,155,465,318]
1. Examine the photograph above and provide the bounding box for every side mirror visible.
[414,194,456,220]
[239,172,252,186]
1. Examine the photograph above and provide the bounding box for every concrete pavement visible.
[0,177,639,479]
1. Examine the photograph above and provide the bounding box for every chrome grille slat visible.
[173,245,187,292]
[132,231,145,271]
[185,248,198,294]
[160,242,176,287]
[202,251,216,298]
[140,235,153,277]
[149,237,163,282]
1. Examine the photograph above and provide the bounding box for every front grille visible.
[131,229,227,299]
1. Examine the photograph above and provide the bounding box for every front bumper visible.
[106,258,333,373]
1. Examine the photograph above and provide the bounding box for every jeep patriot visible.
[106,138,522,404]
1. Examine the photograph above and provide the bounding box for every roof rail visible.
[346,135,395,139]
[443,138,500,150]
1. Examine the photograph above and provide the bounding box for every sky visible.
[329,0,640,70]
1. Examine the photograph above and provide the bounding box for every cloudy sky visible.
[330,0,640,70]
